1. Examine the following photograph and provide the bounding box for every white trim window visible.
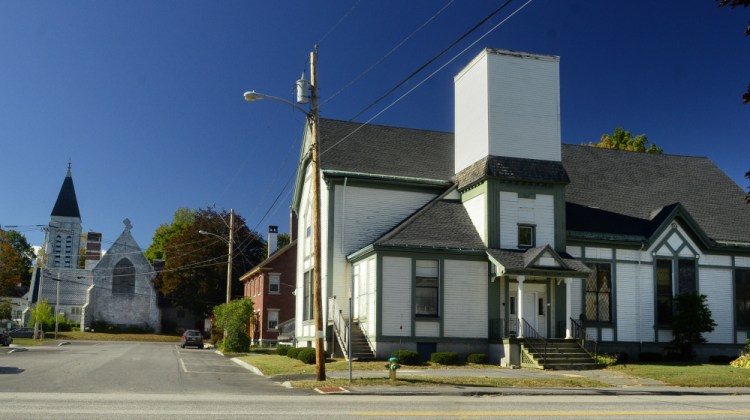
[269,274,280,294]
[267,309,279,330]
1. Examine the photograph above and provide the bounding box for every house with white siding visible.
[290,48,750,365]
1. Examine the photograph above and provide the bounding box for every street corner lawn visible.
[607,362,750,387]
[238,354,610,389]
[51,331,180,343]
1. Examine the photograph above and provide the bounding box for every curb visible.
[230,357,264,376]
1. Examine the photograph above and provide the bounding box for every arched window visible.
[112,258,135,294]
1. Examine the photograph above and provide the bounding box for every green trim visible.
[325,175,448,195]
[326,180,336,322]
[323,169,452,188]
[545,281,551,338]
[488,262,500,322]
[376,254,384,339]
[503,268,589,279]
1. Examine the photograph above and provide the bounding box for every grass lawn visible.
[608,363,750,387]
[238,354,610,389]
[47,331,180,343]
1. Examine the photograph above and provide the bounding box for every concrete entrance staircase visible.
[349,321,375,361]
[521,339,599,370]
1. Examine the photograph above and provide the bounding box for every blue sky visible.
[1,1,749,251]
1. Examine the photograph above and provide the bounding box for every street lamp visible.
[243,46,326,381]
[198,208,235,305]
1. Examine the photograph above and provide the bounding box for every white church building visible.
[27,166,160,333]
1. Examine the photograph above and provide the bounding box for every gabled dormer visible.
[454,49,568,252]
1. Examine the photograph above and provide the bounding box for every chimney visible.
[268,225,278,258]
[454,48,561,173]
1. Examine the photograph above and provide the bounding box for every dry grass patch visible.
[291,376,609,389]
[54,331,180,343]
[607,363,750,387]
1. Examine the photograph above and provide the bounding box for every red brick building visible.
[240,229,296,345]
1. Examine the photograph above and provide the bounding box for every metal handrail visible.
[328,296,349,356]
[570,317,598,359]
[488,318,519,339]
[521,319,548,365]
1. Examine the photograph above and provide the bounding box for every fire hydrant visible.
[385,356,400,382]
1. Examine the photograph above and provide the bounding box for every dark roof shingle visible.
[320,119,454,181]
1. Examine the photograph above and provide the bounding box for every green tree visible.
[0,299,11,320]
[153,208,265,317]
[145,208,196,263]
[588,127,663,154]
[264,232,291,257]
[0,230,34,292]
[671,293,717,360]
[213,298,254,352]
[717,0,750,104]
[30,299,53,340]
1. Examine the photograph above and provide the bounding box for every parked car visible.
[9,328,34,339]
[180,329,204,349]
[0,330,12,346]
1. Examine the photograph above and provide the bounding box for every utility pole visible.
[55,271,60,339]
[310,45,326,381]
[226,208,234,304]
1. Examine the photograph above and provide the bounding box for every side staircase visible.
[521,339,599,370]
[519,318,600,370]
[329,297,375,361]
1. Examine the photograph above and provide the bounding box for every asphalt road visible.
[2,342,750,419]
[0,341,308,395]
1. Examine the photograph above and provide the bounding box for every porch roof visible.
[487,246,591,278]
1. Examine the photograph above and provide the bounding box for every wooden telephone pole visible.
[310,45,326,381]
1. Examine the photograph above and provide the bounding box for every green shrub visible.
[466,353,488,364]
[286,347,300,359]
[730,354,750,369]
[595,353,619,366]
[430,351,459,365]
[391,350,420,365]
[296,347,317,364]
[638,352,663,362]
[275,345,291,356]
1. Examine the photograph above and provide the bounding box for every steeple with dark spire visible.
[51,161,81,218]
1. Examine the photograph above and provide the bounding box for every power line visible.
[322,0,534,158]
[320,0,455,108]
[317,0,362,45]
[348,0,516,121]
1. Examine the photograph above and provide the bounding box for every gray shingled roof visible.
[375,199,485,250]
[320,120,750,246]
[456,156,570,189]
[320,119,454,181]
[487,247,590,275]
[51,169,81,219]
[562,145,750,244]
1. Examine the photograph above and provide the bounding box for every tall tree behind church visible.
[152,208,265,317]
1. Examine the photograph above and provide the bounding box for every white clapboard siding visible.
[615,263,637,341]
[615,261,654,342]
[499,192,555,249]
[700,267,734,344]
[700,255,732,267]
[443,260,488,338]
[338,185,437,255]
[566,246,582,258]
[367,257,377,338]
[464,193,486,243]
[415,321,440,337]
[585,247,613,260]
[736,257,750,268]
[382,257,412,336]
